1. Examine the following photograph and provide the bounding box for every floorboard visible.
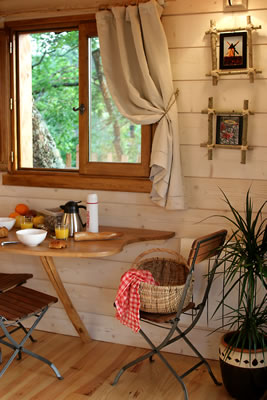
[0,330,232,399]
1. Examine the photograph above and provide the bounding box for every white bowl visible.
[0,217,16,231]
[16,228,47,247]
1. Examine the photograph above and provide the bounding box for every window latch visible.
[72,104,85,115]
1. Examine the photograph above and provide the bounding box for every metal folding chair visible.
[112,230,227,400]
[0,282,63,380]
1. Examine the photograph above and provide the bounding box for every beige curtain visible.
[96,0,185,209]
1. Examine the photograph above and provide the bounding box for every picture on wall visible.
[216,115,243,145]
[219,31,247,70]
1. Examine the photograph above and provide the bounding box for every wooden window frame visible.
[0,29,11,171]
[2,15,152,193]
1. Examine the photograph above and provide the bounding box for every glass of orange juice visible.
[15,215,25,228]
[55,223,69,240]
[21,216,33,229]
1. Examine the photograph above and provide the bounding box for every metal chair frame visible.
[0,283,63,380]
[0,308,62,380]
[113,230,227,400]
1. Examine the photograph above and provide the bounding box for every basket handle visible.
[132,248,186,268]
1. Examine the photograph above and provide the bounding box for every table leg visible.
[40,256,91,343]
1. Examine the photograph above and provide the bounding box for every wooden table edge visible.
[0,226,175,343]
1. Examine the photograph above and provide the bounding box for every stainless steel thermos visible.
[60,201,86,237]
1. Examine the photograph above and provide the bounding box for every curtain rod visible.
[99,0,164,11]
[99,1,144,11]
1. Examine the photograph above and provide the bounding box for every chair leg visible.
[0,348,20,378]
[17,322,37,343]
[22,347,63,380]
[176,327,221,386]
[139,328,189,400]
[113,328,189,400]
[0,309,63,380]
[112,347,155,386]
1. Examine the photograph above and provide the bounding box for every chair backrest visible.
[187,230,227,270]
[0,273,33,293]
[172,230,228,326]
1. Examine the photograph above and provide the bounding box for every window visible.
[2,16,152,192]
[19,29,79,170]
[0,29,10,171]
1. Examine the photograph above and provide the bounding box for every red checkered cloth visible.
[115,268,157,333]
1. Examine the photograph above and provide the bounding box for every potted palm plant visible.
[212,189,266,400]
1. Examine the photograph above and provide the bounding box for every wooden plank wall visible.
[0,0,267,359]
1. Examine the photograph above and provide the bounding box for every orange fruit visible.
[33,215,45,227]
[9,211,20,218]
[15,203,30,216]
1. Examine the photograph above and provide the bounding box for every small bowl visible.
[0,217,16,231]
[16,228,47,247]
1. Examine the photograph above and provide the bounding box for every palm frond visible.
[210,189,266,357]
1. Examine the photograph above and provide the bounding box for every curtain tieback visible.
[158,89,179,122]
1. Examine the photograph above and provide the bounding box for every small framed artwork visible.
[216,115,243,145]
[219,31,247,70]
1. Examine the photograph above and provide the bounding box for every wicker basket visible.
[133,248,193,314]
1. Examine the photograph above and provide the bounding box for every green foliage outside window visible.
[31,31,79,167]
[31,31,141,168]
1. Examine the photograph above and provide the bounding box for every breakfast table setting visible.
[0,212,175,343]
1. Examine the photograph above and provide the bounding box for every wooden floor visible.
[0,330,233,400]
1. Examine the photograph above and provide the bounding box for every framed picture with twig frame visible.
[205,16,262,85]
[216,115,243,145]
[201,97,253,164]
[219,32,247,70]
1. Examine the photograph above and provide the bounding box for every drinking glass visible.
[55,223,69,240]
[15,215,25,228]
[20,216,33,229]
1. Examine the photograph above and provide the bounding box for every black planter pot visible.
[219,332,267,400]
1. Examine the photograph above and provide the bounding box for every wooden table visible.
[0,226,174,343]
